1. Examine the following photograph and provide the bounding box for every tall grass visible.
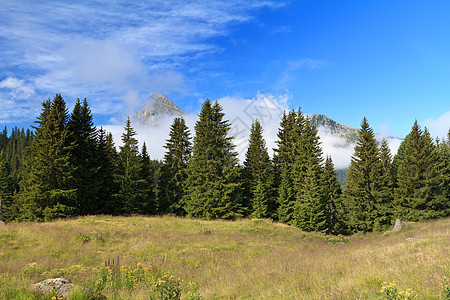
[0,215,448,299]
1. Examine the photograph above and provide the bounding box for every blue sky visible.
[1,0,449,141]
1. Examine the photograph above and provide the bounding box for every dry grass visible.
[0,215,448,299]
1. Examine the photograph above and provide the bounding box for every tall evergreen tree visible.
[138,142,156,214]
[158,117,191,215]
[0,149,13,221]
[184,100,242,219]
[437,130,450,211]
[242,119,274,218]
[273,110,301,222]
[18,94,76,220]
[293,164,327,232]
[93,128,117,214]
[342,117,390,232]
[375,138,394,230]
[292,116,327,231]
[67,98,98,215]
[394,121,448,220]
[116,117,144,214]
[322,155,345,234]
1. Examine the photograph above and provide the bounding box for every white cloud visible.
[0,77,35,99]
[317,126,355,170]
[102,92,289,162]
[423,111,450,139]
[0,0,282,122]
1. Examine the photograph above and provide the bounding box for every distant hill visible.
[133,93,184,126]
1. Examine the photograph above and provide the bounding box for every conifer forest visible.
[0,94,449,235]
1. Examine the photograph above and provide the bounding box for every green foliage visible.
[394,121,448,221]
[342,117,392,233]
[322,156,346,234]
[115,118,151,214]
[158,117,191,215]
[20,94,76,220]
[379,282,417,300]
[243,119,274,218]
[184,100,242,219]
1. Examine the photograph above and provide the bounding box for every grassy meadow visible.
[0,215,449,299]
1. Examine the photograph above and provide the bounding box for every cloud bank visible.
[102,91,402,171]
[0,0,285,123]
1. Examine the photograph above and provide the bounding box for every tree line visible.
[0,94,448,234]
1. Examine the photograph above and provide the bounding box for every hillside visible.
[1,216,448,299]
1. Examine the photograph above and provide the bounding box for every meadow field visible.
[0,216,448,299]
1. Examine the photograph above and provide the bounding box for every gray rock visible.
[0,221,5,226]
[405,237,422,243]
[33,278,104,299]
[392,219,408,232]
[144,224,150,228]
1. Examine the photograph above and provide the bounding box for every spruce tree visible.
[242,119,273,218]
[342,117,390,232]
[139,142,156,214]
[94,128,117,214]
[273,110,300,222]
[19,94,76,220]
[158,117,191,215]
[375,138,394,230]
[322,155,345,234]
[292,116,327,231]
[0,149,13,221]
[437,130,450,212]
[394,121,447,220]
[294,164,327,232]
[116,117,144,214]
[184,100,242,219]
[67,98,97,215]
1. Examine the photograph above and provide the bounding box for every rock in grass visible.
[0,221,5,226]
[392,219,408,232]
[33,278,105,299]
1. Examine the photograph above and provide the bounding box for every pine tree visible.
[375,138,394,230]
[437,130,450,212]
[273,110,300,222]
[139,142,156,214]
[116,117,144,214]
[322,156,345,234]
[294,164,328,232]
[67,98,98,215]
[342,117,389,233]
[18,94,76,220]
[242,119,273,218]
[394,121,447,220]
[184,100,242,219]
[0,149,13,221]
[292,116,328,231]
[93,128,117,214]
[158,117,191,215]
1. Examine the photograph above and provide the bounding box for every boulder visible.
[34,278,75,298]
[392,219,408,232]
[33,278,105,299]
[0,220,5,226]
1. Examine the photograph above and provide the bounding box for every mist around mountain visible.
[126,94,402,180]
[132,93,184,126]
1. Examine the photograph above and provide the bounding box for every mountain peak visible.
[309,114,359,143]
[133,93,184,126]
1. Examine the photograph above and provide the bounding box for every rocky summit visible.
[132,93,184,126]
[309,114,359,144]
